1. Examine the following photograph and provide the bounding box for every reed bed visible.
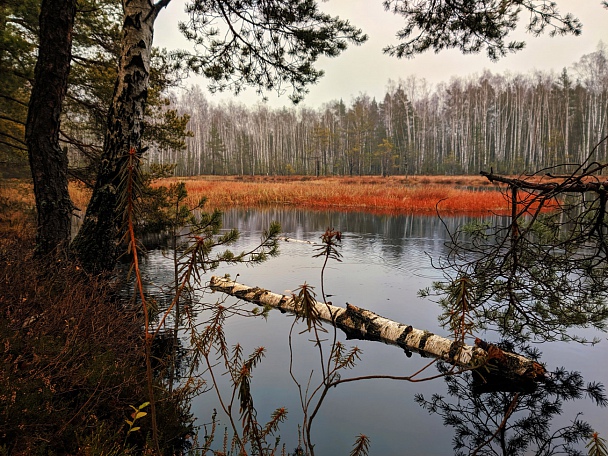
[156,175,517,216]
[0,179,35,231]
[0,180,91,210]
[0,180,92,233]
[1,175,558,224]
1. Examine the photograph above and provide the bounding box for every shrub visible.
[0,230,192,455]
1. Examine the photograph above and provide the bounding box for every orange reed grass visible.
[154,175,550,216]
[1,175,558,228]
[0,180,91,211]
[0,180,91,234]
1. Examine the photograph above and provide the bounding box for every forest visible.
[150,47,608,177]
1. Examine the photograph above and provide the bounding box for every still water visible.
[143,208,608,455]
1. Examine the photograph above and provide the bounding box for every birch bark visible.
[72,0,170,271]
[210,276,546,381]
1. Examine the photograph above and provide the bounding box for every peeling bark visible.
[72,0,167,272]
[210,276,546,381]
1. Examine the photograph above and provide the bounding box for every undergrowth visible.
[0,228,193,454]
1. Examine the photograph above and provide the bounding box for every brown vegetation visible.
[154,174,532,216]
[0,186,192,455]
[0,179,91,231]
[1,175,557,228]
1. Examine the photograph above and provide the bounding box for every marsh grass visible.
[0,179,91,232]
[154,175,555,216]
[1,175,556,224]
[0,179,36,232]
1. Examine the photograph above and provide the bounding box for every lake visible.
[142,208,608,455]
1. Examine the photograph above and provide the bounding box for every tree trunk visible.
[210,276,546,381]
[25,0,76,257]
[71,0,168,272]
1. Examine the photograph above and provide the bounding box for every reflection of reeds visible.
[154,175,540,216]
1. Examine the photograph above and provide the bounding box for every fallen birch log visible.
[277,236,319,245]
[209,276,546,381]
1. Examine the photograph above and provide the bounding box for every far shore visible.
[150,174,513,216]
[2,174,557,223]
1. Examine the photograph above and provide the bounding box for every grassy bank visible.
[4,174,556,222]
[0,185,192,455]
[151,174,514,216]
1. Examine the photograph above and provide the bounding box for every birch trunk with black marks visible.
[26,0,76,257]
[72,0,170,272]
[210,276,546,381]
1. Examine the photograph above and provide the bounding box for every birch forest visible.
[148,44,608,177]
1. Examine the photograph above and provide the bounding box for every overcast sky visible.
[153,0,608,108]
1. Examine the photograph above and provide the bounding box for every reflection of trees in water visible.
[140,208,607,454]
[222,208,473,239]
[433,171,608,344]
[221,208,486,272]
[417,344,607,456]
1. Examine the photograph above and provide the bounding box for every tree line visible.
[149,44,608,177]
[1,0,598,263]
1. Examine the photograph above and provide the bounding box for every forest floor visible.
[0,181,192,455]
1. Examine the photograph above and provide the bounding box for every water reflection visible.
[141,208,607,455]
[418,353,606,456]
[221,208,476,280]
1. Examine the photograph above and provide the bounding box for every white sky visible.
[153,0,608,109]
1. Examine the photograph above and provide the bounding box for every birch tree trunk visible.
[72,0,169,272]
[210,276,546,381]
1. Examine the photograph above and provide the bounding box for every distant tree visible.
[382,84,415,175]
[206,123,226,175]
[310,124,330,176]
[375,137,396,177]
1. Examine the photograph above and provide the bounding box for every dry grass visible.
[1,175,557,225]
[0,182,193,455]
[0,179,35,233]
[0,180,91,232]
[69,181,92,212]
[155,175,517,216]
